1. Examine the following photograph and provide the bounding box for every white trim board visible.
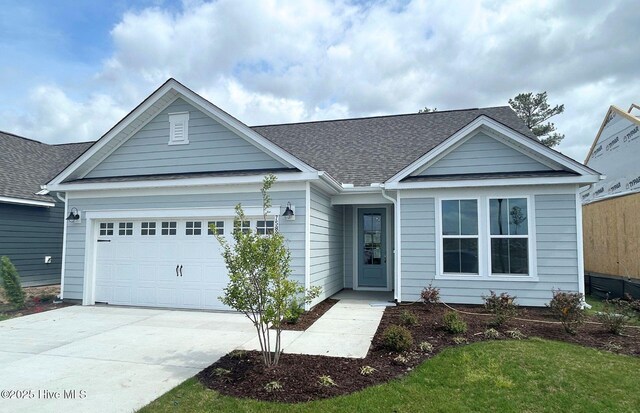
[0,196,55,207]
[48,79,317,187]
[386,116,600,184]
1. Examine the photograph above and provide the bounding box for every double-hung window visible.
[489,198,529,275]
[441,200,479,274]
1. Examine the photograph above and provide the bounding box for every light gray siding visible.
[85,98,286,178]
[63,190,306,300]
[343,205,354,288]
[414,132,552,176]
[309,186,344,305]
[400,193,580,306]
[0,200,64,286]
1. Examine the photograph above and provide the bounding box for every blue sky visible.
[1,0,639,161]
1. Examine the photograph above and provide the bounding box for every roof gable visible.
[48,79,315,187]
[84,98,287,179]
[584,105,640,164]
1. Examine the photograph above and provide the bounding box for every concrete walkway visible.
[239,290,393,358]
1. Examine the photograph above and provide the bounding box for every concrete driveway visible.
[0,305,256,413]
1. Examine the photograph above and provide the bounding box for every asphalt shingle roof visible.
[0,131,93,203]
[252,106,536,186]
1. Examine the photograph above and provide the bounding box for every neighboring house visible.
[0,131,92,286]
[45,79,600,309]
[581,104,640,299]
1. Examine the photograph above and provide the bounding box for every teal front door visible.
[358,208,387,288]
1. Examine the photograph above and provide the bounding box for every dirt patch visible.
[281,298,338,331]
[198,303,640,403]
[0,284,72,319]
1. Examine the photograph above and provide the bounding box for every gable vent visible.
[168,112,190,145]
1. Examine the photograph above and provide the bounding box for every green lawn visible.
[139,339,640,413]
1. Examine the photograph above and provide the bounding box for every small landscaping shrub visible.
[400,310,418,327]
[443,311,468,334]
[452,336,468,345]
[213,368,231,377]
[0,256,25,310]
[603,341,622,353]
[418,341,434,353]
[393,354,408,365]
[285,299,305,324]
[421,283,440,309]
[483,328,500,339]
[482,291,518,326]
[624,293,640,315]
[597,298,632,335]
[318,375,337,387]
[359,365,376,376]
[547,290,586,334]
[506,329,526,340]
[264,381,283,392]
[381,325,414,352]
[228,350,248,359]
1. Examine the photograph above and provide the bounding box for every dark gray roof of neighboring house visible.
[0,131,93,203]
[252,106,537,186]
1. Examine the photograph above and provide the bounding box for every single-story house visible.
[45,79,600,309]
[581,104,640,298]
[0,131,91,285]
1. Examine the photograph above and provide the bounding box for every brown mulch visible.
[0,284,72,319]
[281,298,339,331]
[198,302,640,403]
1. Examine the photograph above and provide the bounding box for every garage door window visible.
[161,221,177,235]
[186,221,202,235]
[141,222,156,235]
[234,220,251,234]
[257,220,275,235]
[208,221,224,235]
[118,222,133,236]
[99,222,114,236]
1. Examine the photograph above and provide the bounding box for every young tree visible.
[1,256,26,309]
[213,174,320,367]
[508,92,565,148]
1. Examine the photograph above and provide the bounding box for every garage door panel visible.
[115,241,135,259]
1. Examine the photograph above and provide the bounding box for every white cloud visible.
[1,0,639,161]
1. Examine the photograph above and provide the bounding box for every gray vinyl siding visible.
[85,98,285,178]
[63,190,306,300]
[343,205,354,288]
[414,132,552,176]
[0,200,64,286]
[309,186,344,305]
[400,193,579,306]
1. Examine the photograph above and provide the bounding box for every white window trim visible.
[168,111,189,145]
[435,195,539,282]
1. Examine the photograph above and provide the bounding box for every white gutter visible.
[0,195,55,208]
[56,192,68,300]
[379,184,401,303]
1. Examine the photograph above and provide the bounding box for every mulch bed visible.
[0,285,72,320]
[197,303,640,403]
[281,298,339,331]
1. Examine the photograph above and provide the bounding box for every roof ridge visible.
[0,129,47,145]
[52,140,95,146]
[250,106,512,128]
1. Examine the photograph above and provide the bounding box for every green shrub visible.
[482,291,518,326]
[443,311,468,334]
[264,381,283,392]
[420,283,440,309]
[0,256,25,309]
[597,298,632,335]
[318,375,336,387]
[381,324,414,352]
[547,290,586,334]
[624,293,640,315]
[359,365,376,376]
[506,329,526,340]
[400,310,418,327]
[483,328,500,339]
[452,336,468,345]
[285,299,305,324]
[418,341,434,353]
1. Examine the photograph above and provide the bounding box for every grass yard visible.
[139,339,640,413]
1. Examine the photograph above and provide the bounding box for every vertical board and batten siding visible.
[413,132,552,176]
[400,193,579,306]
[85,98,286,179]
[309,186,344,305]
[0,201,64,286]
[63,190,306,300]
[343,206,354,288]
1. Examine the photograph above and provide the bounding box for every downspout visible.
[380,185,401,303]
[56,192,68,300]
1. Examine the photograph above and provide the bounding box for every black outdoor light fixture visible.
[66,207,80,222]
[282,202,295,220]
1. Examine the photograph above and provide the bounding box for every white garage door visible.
[94,217,275,310]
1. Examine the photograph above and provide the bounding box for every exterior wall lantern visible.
[282,202,295,221]
[66,207,80,223]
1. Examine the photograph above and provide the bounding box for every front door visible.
[358,208,387,288]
